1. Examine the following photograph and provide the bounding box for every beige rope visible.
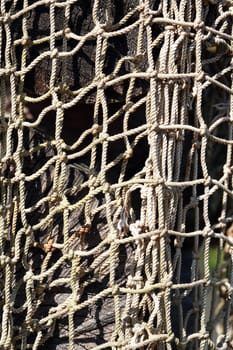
[0,0,233,349]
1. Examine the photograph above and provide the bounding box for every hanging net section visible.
[0,0,233,349]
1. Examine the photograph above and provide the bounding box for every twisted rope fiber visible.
[0,0,233,349]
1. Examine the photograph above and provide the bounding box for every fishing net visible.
[0,0,233,349]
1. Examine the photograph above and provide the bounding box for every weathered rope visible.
[0,0,233,349]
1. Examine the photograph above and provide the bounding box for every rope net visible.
[0,0,233,349]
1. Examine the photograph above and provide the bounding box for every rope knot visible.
[124,148,133,159]
[144,13,153,26]
[196,71,205,82]
[24,270,34,282]
[50,48,58,59]
[103,182,111,193]
[3,13,11,24]
[15,171,25,181]
[194,20,204,30]
[92,123,101,136]
[203,227,213,237]
[204,176,212,186]
[22,36,32,47]
[95,24,104,36]
[59,153,67,163]
[199,124,208,137]
[56,101,63,109]
[99,132,109,142]
[147,68,157,79]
